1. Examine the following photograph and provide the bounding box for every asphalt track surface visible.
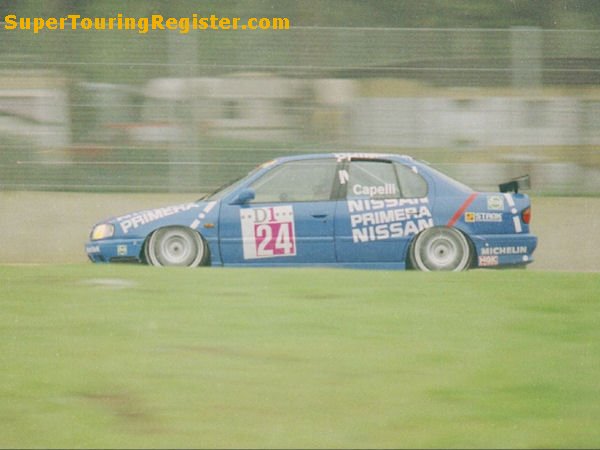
[1,192,598,272]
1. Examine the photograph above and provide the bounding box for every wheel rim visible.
[412,227,470,271]
[146,227,204,267]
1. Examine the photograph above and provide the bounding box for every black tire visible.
[410,226,471,272]
[144,227,207,267]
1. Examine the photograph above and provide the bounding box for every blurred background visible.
[1,0,599,195]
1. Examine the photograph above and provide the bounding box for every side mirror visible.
[232,188,255,205]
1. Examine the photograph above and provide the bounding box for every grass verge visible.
[1,265,599,448]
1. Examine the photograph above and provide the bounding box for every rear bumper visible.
[85,238,145,263]
[471,233,538,268]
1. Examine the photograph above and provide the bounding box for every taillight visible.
[522,207,531,224]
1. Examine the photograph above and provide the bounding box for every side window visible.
[250,159,337,203]
[347,160,399,199]
[395,163,428,198]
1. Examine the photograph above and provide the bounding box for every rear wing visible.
[499,175,531,194]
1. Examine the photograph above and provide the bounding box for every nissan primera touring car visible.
[86,153,537,271]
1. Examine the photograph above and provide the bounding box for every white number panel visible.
[240,206,296,259]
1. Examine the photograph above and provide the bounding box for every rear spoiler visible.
[499,175,531,193]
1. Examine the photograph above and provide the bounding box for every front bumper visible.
[85,238,146,263]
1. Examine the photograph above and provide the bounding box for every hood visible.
[100,200,218,237]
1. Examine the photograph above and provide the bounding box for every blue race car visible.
[86,153,537,271]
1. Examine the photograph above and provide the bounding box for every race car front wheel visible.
[410,226,471,271]
[145,227,208,267]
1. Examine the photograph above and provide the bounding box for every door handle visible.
[311,213,328,219]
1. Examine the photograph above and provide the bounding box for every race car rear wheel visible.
[410,226,471,271]
[145,227,207,267]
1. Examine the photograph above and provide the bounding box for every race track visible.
[1,191,598,271]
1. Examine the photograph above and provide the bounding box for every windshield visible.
[199,166,262,202]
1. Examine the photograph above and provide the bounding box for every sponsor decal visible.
[348,197,433,243]
[478,255,499,267]
[240,205,296,259]
[338,169,349,185]
[481,245,528,256]
[351,183,397,197]
[190,201,217,229]
[513,215,523,233]
[334,152,393,162]
[86,245,100,254]
[487,195,504,211]
[118,203,200,234]
[117,245,127,256]
[465,212,503,223]
[447,193,478,227]
[502,193,523,233]
[503,193,515,208]
[348,197,428,211]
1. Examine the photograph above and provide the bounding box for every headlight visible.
[91,223,114,240]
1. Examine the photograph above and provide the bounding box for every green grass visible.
[1,265,599,448]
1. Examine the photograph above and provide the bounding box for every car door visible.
[334,158,432,263]
[218,158,339,265]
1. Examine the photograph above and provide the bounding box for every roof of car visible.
[275,152,415,163]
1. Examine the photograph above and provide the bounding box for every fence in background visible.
[1,26,599,194]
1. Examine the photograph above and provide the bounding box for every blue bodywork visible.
[86,153,537,269]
